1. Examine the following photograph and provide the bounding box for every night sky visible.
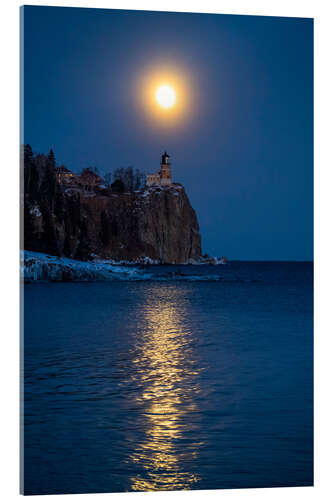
[22,6,313,261]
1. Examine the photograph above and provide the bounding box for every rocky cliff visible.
[25,183,202,264]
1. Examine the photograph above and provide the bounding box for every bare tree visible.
[103,172,113,188]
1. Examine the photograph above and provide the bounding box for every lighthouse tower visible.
[160,151,172,186]
[146,151,173,187]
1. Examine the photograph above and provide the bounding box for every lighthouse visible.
[160,152,172,186]
[146,151,173,187]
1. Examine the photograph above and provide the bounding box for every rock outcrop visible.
[25,184,202,264]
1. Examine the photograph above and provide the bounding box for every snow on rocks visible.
[29,206,42,217]
[22,251,153,283]
[21,251,226,283]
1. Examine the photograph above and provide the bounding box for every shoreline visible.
[21,250,226,283]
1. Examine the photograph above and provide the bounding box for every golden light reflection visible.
[128,288,204,491]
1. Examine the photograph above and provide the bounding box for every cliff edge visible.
[25,184,202,264]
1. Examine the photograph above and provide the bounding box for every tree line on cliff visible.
[22,144,145,257]
[23,144,146,195]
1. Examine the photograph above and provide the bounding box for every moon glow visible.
[136,63,194,127]
[155,85,176,109]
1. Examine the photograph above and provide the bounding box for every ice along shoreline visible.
[22,251,226,283]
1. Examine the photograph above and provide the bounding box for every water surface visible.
[23,262,313,494]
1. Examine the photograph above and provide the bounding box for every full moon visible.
[155,85,176,109]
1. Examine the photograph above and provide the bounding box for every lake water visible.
[22,262,313,494]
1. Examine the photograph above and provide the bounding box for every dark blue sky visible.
[22,6,313,260]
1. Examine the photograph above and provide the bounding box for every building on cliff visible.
[146,152,172,187]
[77,168,102,191]
[55,166,75,184]
[55,165,102,192]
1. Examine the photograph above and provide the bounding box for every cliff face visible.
[26,184,202,264]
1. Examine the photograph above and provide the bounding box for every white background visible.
[0,0,332,499]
